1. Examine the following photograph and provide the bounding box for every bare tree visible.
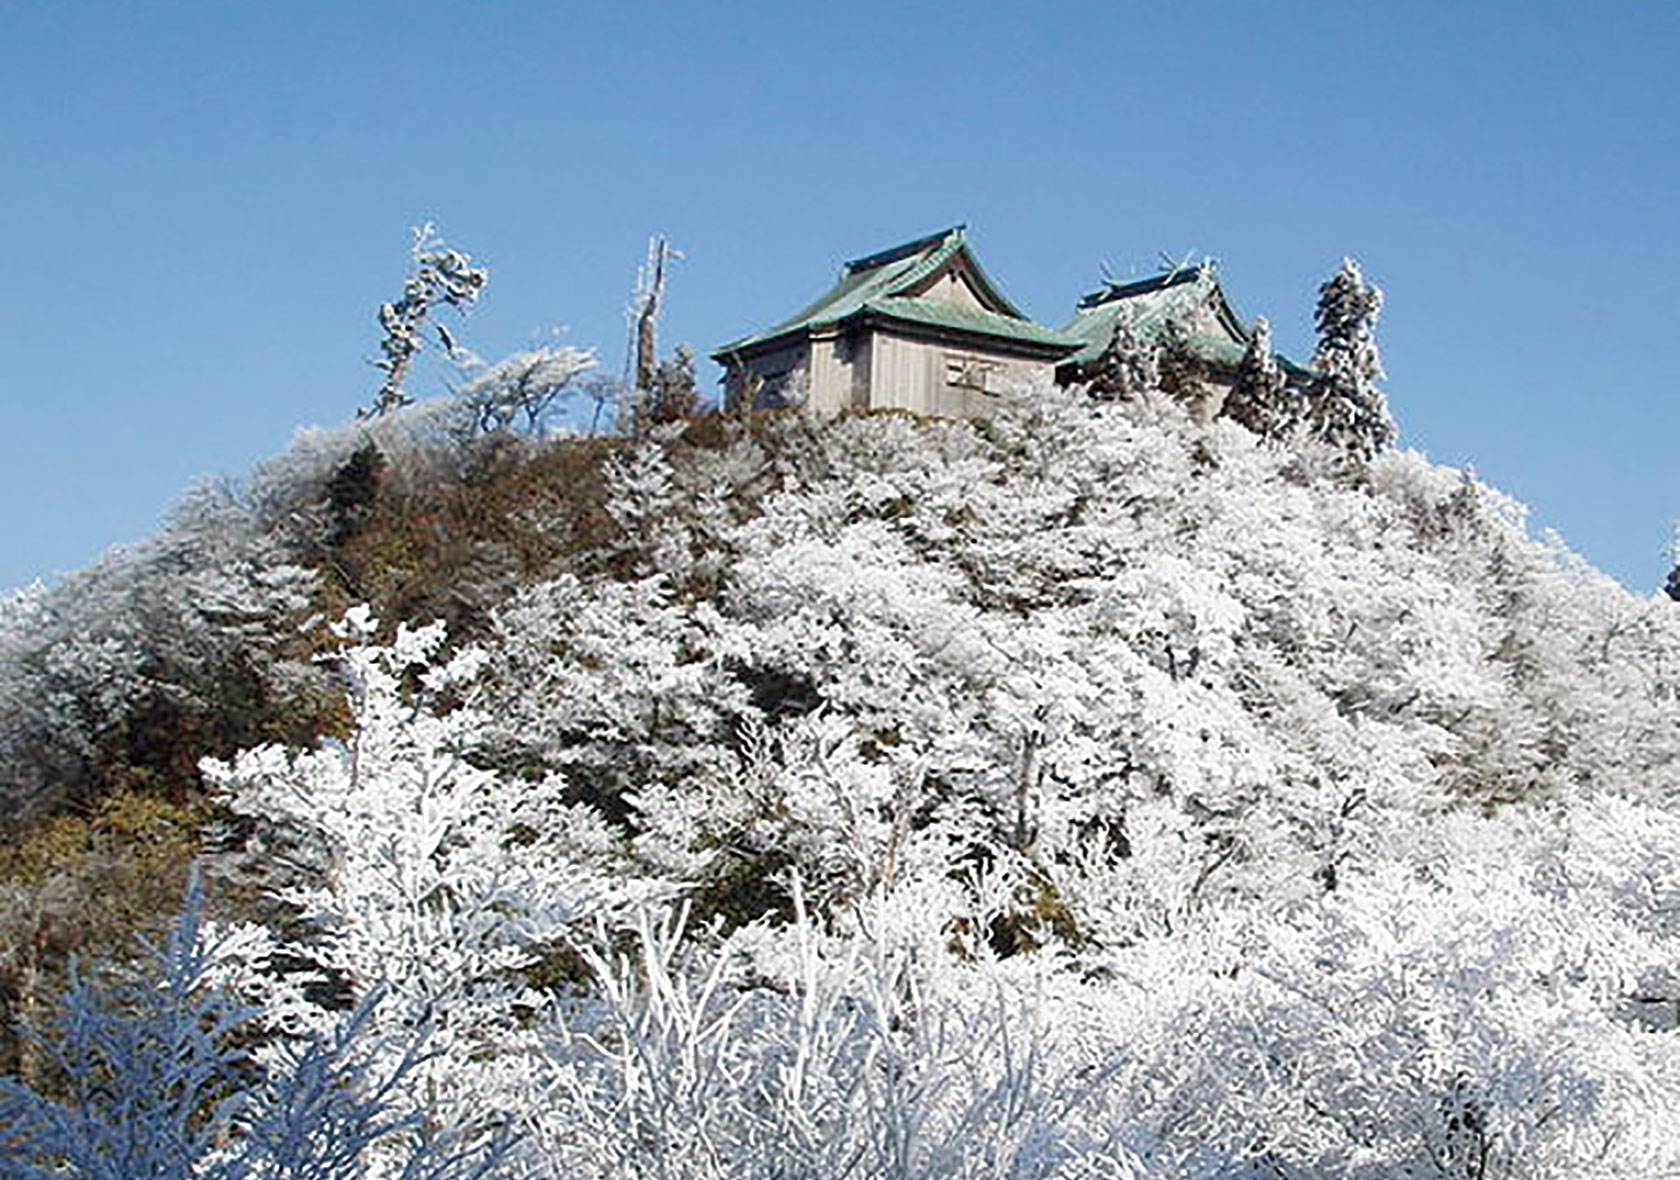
[634,238,673,395]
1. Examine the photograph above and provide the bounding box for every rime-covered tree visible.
[455,345,597,438]
[1306,257,1395,457]
[1155,319,1210,405]
[368,224,489,417]
[1085,313,1159,401]
[1222,316,1297,439]
[643,344,700,427]
[206,609,678,1162]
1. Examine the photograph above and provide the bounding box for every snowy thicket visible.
[0,877,508,1180]
[0,487,319,830]
[8,369,1680,1176]
[0,399,485,831]
[204,607,680,1162]
[195,386,1680,1175]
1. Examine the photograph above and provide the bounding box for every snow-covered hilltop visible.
[5,365,1680,1174]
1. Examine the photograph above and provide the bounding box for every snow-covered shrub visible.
[0,878,511,1180]
[0,479,320,830]
[528,793,1680,1179]
[206,610,679,1160]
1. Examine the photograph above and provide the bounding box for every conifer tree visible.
[1087,314,1159,401]
[1156,320,1210,404]
[1307,258,1395,457]
[1223,316,1295,439]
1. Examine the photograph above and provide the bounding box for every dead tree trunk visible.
[624,237,675,432]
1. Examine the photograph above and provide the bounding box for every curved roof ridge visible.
[842,225,966,276]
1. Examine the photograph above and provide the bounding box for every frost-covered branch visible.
[0,877,512,1180]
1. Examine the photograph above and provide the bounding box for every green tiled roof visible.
[852,296,1080,350]
[1058,266,1313,378]
[1061,268,1229,368]
[715,227,1079,360]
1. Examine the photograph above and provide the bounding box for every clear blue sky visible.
[3,1,1677,592]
